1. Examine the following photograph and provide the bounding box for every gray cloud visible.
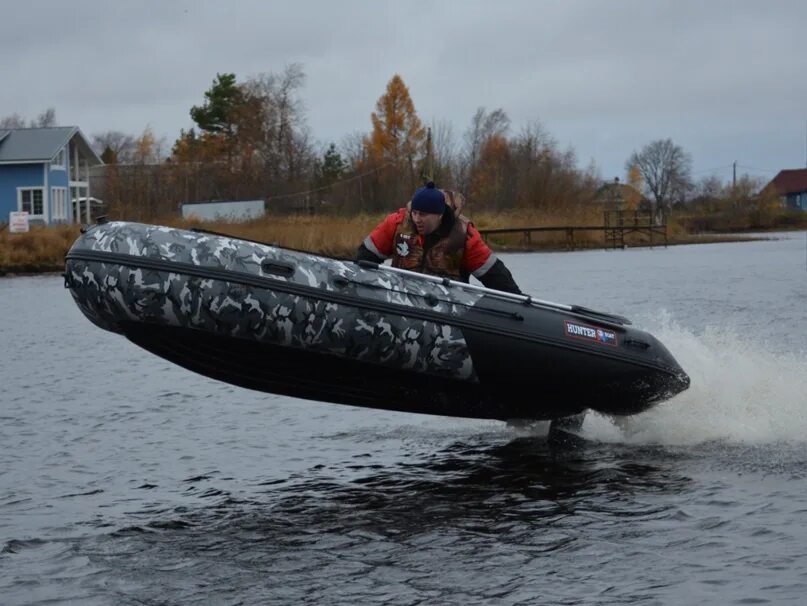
[2,0,805,183]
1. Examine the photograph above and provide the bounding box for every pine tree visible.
[320,143,346,184]
[190,73,244,136]
[100,146,118,165]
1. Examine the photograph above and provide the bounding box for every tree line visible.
[90,69,602,219]
[1,69,786,224]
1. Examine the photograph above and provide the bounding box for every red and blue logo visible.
[564,320,618,347]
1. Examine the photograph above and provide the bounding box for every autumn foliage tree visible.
[622,163,644,210]
[470,134,512,210]
[363,75,426,208]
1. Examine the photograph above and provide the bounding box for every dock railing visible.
[478,211,666,250]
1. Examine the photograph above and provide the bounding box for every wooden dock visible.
[478,211,666,251]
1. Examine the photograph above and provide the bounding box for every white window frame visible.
[18,187,47,222]
[50,147,66,171]
[51,187,68,221]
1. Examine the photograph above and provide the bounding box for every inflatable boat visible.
[64,219,689,422]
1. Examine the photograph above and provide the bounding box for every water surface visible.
[1,232,806,605]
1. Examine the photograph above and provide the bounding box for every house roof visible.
[594,180,644,202]
[0,126,103,165]
[764,168,807,195]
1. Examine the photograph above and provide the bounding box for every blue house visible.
[0,127,103,225]
[762,168,807,211]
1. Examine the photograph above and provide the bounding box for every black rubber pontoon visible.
[64,220,690,422]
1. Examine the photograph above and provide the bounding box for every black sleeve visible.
[477,259,522,294]
[356,242,385,263]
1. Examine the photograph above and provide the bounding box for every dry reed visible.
[0,206,769,275]
[0,224,82,274]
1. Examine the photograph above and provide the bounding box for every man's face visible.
[411,210,442,235]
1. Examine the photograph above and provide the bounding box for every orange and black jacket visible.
[357,207,521,294]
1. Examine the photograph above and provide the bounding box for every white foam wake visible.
[585,317,807,446]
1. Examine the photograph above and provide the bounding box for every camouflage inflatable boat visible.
[64,219,689,421]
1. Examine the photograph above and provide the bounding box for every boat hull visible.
[64,221,690,421]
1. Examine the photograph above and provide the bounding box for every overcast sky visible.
[3,0,806,185]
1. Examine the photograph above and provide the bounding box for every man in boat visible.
[356,182,522,294]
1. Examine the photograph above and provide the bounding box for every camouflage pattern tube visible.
[64,221,486,382]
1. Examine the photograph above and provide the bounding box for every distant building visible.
[762,168,807,211]
[181,199,265,222]
[593,177,646,212]
[0,127,103,224]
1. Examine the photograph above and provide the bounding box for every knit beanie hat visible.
[411,182,446,214]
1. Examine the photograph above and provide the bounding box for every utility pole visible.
[733,161,737,190]
[425,127,434,184]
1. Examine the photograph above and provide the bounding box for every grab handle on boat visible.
[624,338,650,350]
[261,260,295,277]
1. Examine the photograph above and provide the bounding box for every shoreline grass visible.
[1,211,803,276]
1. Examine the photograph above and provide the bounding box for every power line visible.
[690,165,734,176]
[691,164,779,178]
[264,161,395,201]
[735,164,778,175]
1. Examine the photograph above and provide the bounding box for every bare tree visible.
[242,63,312,184]
[276,64,308,176]
[463,108,509,166]
[92,131,137,163]
[691,174,725,210]
[1,109,58,128]
[339,132,365,168]
[458,107,509,190]
[626,138,692,219]
[728,174,765,210]
[429,118,459,186]
[0,113,27,128]
[33,108,57,127]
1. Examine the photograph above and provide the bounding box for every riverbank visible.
[0,211,800,276]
